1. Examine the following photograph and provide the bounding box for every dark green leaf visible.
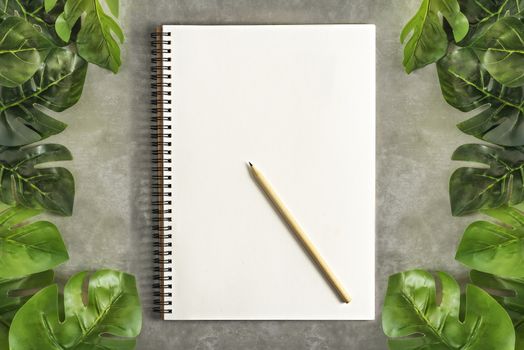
[459,0,524,26]
[9,270,142,350]
[0,205,68,278]
[0,144,74,216]
[0,270,54,349]
[456,207,524,276]
[55,0,124,72]
[437,46,524,146]
[0,16,54,87]
[468,16,524,87]
[470,270,524,350]
[0,47,87,147]
[449,144,524,216]
[400,0,468,73]
[382,269,514,349]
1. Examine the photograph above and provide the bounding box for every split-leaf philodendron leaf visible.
[0,16,55,87]
[0,270,54,349]
[459,0,524,25]
[400,0,468,73]
[449,144,524,216]
[383,269,515,350]
[456,207,524,276]
[438,47,524,147]
[9,269,142,350]
[0,205,68,278]
[0,144,74,216]
[469,16,524,87]
[0,47,87,147]
[53,0,124,73]
[470,270,524,350]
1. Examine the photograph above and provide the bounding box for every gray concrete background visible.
[46,0,476,349]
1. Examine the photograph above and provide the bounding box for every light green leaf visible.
[0,48,87,147]
[0,206,67,278]
[449,144,524,216]
[44,0,58,12]
[9,270,142,350]
[456,207,524,276]
[0,270,54,349]
[0,16,54,87]
[0,144,74,216]
[468,17,524,87]
[383,269,515,350]
[470,270,524,350]
[437,46,524,146]
[55,0,124,72]
[401,0,469,73]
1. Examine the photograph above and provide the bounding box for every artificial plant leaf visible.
[459,0,524,26]
[9,270,142,350]
[470,270,524,350]
[382,269,515,350]
[468,16,524,87]
[0,206,68,278]
[55,0,124,72]
[449,144,524,216]
[0,270,54,349]
[437,46,524,146]
[0,47,87,147]
[400,0,469,73]
[456,207,524,276]
[0,16,55,87]
[44,0,58,12]
[0,144,74,216]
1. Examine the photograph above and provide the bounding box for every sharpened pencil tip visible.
[248,161,253,167]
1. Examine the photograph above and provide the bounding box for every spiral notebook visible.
[151,24,375,320]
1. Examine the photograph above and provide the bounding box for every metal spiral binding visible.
[151,29,173,315]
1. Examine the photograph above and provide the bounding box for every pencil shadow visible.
[246,164,348,304]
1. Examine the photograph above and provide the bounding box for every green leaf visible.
[382,269,515,350]
[459,0,524,26]
[470,270,524,350]
[0,144,74,216]
[0,47,87,147]
[44,0,58,12]
[400,0,469,73]
[456,207,524,276]
[449,144,524,216]
[437,46,524,146]
[468,17,524,87]
[0,16,54,87]
[9,270,142,350]
[0,206,68,278]
[56,0,124,73]
[0,270,54,349]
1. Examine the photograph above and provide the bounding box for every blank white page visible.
[163,24,375,320]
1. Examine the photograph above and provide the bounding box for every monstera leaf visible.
[9,270,142,350]
[468,17,524,87]
[0,205,68,278]
[382,269,514,350]
[0,144,74,216]
[400,0,468,73]
[0,16,55,87]
[438,46,524,146]
[450,144,524,216]
[50,0,124,73]
[456,207,524,276]
[0,270,54,349]
[0,47,87,147]
[471,270,524,350]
